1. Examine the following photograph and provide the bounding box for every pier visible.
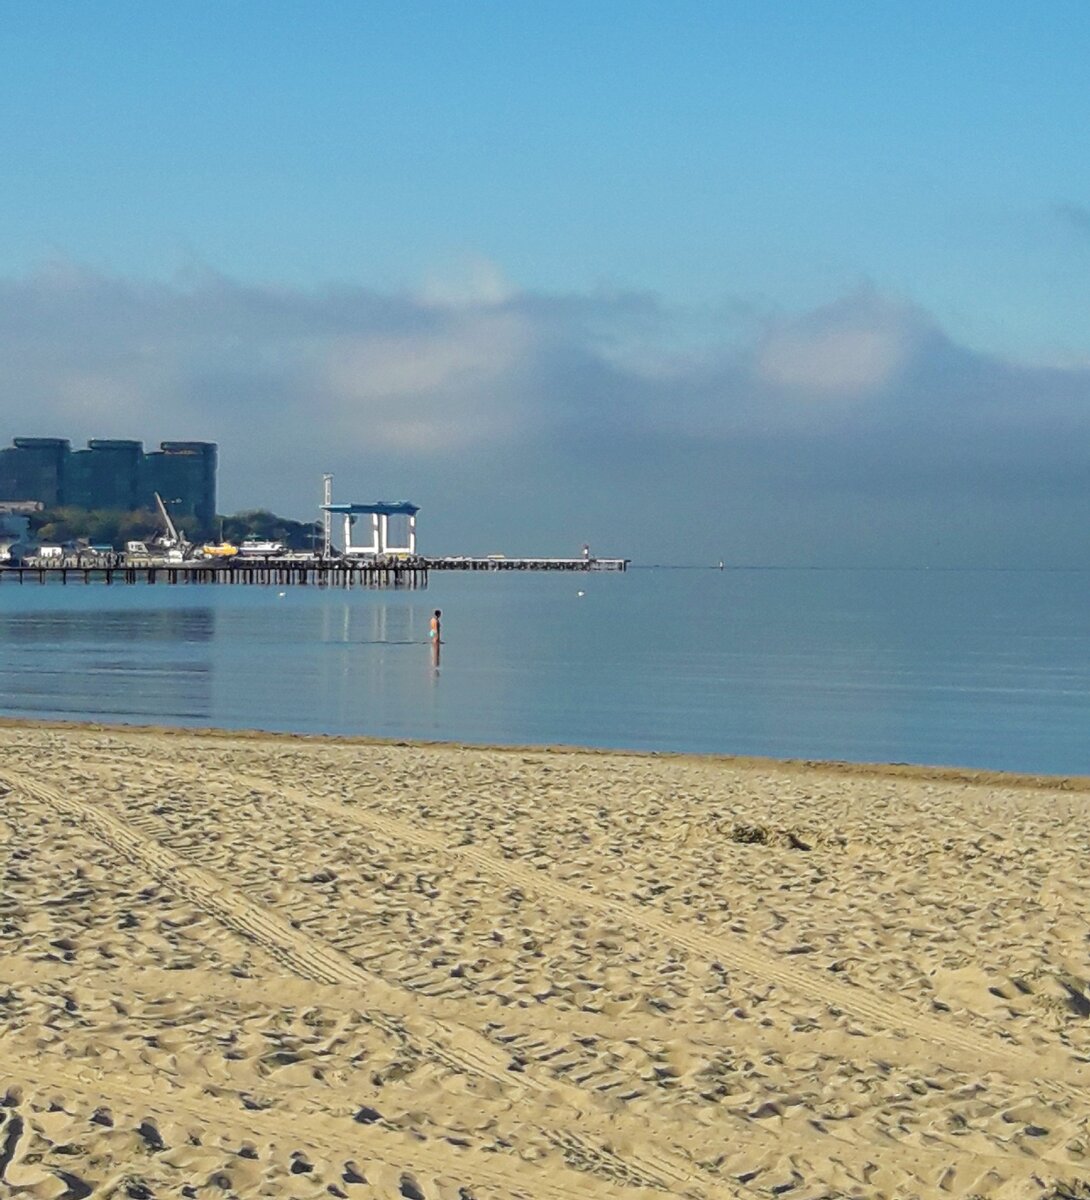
[427,556,628,572]
[3,476,629,587]
[0,560,427,588]
[0,555,628,587]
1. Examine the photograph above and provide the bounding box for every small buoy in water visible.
[577,590,585,597]
[278,592,286,597]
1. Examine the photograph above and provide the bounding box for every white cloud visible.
[320,309,533,454]
[757,325,910,395]
[419,255,514,308]
[754,294,916,397]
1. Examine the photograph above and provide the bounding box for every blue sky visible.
[2,2,1090,562]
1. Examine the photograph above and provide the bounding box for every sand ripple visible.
[1,723,1089,1197]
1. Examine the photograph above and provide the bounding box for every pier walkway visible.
[427,556,628,572]
[0,555,628,587]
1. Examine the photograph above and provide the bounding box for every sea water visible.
[0,567,1088,774]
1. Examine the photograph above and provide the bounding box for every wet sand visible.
[1,720,1088,1198]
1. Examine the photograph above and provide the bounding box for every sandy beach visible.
[0,721,1088,1199]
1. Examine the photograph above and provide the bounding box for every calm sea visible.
[1,567,1088,774]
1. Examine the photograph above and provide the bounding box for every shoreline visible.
[1,710,1089,792]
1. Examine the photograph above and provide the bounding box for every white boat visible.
[237,536,286,557]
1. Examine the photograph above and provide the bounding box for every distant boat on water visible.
[238,536,287,557]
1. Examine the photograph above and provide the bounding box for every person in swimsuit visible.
[429,610,442,644]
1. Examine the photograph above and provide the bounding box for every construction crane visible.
[153,493,190,559]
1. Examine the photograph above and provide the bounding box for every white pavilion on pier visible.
[320,500,419,557]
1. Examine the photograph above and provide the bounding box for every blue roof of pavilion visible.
[321,501,419,516]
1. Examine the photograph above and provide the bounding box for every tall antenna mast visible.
[322,473,333,558]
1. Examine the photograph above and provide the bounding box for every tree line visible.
[29,507,323,551]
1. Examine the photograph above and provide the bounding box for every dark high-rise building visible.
[0,437,217,530]
[139,442,217,528]
[0,438,71,506]
[66,440,143,510]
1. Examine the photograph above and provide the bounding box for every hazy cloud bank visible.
[2,263,1089,564]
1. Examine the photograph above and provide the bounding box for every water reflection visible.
[0,572,1088,772]
[0,607,216,643]
[0,605,214,722]
[318,601,424,646]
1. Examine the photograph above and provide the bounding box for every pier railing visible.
[0,554,628,587]
[0,561,427,588]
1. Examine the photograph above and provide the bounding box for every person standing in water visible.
[428,609,442,669]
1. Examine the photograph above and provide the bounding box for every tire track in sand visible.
[4,763,1070,1195]
[49,752,1090,1098]
[0,1041,662,1200]
[232,771,1090,1097]
[3,953,1076,1192]
[0,770,728,1198]
[0,771,516,1093]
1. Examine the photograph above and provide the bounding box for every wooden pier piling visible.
[0,554,628,588]
[0,560,430,588]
